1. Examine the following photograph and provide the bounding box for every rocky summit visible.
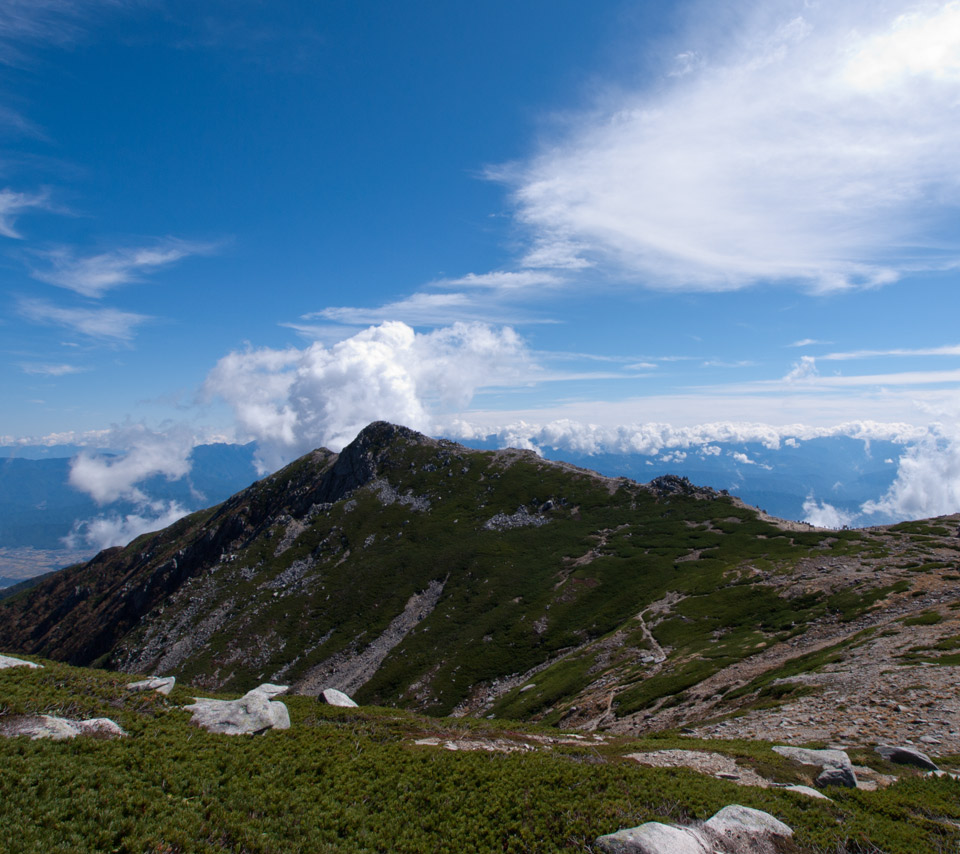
[1,421,959,755]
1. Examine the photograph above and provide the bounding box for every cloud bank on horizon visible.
[3,0,960,546]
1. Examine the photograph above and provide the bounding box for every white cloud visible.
[499,1,960,292]
[68,426,194,503]
[205,320,539,470]
[66,500,190,551]
[783,356,819,382]
[802,496,855,528]
[861,430,960,520]
[789,338,826,348]
[445,417,927,457]
[18,298,151,341]
[31,240,213,298]
[0,188,49,237]
[433,271,562,291]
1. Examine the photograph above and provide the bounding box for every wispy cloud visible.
[19,298,151,341]
[822,344,960,361]
[31,239,214,298]
[18,361,85,376]
[497,1,960,293]
[0,188,50,237]
[788,338,827,348]
[297,290,559,332]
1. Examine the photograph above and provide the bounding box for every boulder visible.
[0,714,126,740]
[254,683,290,698]
[0,654,42,670]
[185,688,291,735]
[127,676,176,695]
[321,688,359,708]
[782,784,832,800]
[875,745,938,771]
[596,805,792,854]
[596,822,710,854]
[773,745,857,788]
[704,805,793,852]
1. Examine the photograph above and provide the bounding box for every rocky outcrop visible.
[596,804,793,854]
[772,745,857,788]
[876,745,939,771]
[127,675,176,695]
[321,688,358,708]
[0,714,126,740]
[185,687,291,735]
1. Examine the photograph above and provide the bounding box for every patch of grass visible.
[1,660,959,854]
[901,610,943,627]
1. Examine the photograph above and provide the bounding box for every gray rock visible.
[185,689,291,735]
[127,676,176,695]
[815,765,857,788]
[782,784,833,800]
[321,688,359,708]
[0,654,42,670]
[0,714,126,740]
[773,745,857,787]
[875,745,938,771]
[596,805,792,854]
[704,805,793,852]
[596,823,709,854]
[74,718,128,738]
[254,683,289,698]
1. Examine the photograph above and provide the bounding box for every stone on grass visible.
[875,745,938,771]
[0,714,126,740]
[782,784,832,800]
[186,688,291,735]
[321,688,358,708]
[0,654,42,670]
[127,676,176,695]
[773,745,857,788]
[596,822,709,854]
[596,805,793,854]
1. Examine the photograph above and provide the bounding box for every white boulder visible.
[185,688,291,735]
[321,688,359,708]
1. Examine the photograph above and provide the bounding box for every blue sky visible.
[3,0,960,527]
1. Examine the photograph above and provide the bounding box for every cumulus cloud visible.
[18,298,151,341]
[802,496,855,528]
[499,0,960,291]
[205,321,538,471]
[66,499,190,551]
[68,426,194,504]
[861,431,960,520]
[31,239,213,298]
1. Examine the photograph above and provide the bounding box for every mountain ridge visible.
[1,421,958,753]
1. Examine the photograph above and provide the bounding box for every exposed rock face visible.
[876,745,939,771]
[321,688,358,708]
[0,714,126,740]
[772,746,857,788]
[127,675,175,695]
[0,654,41,669]
[185,688,291,735]
[596,804,792,854]
[626,750,770,788]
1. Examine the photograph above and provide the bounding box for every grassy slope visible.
[2,657,959,854]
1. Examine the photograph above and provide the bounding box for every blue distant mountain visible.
[0,443,259,551]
